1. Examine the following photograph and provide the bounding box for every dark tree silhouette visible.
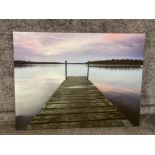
[87,59,143,65]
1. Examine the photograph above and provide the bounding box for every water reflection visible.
[89,65,142,125]
[15,64,143,129]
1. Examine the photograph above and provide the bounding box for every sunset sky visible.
[13,32,145,62]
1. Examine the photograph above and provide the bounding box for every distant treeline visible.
[14,60,63,65]
[87,59,143,65]
[14,60,85,65]
[14,59,143,66]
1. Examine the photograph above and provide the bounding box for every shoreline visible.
[14,63,143,68]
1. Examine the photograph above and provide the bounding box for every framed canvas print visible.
[13,32,145,130]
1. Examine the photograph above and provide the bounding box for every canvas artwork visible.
[13,32,145,130]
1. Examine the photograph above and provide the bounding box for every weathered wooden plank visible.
[27,76,132,129]
[40,106,117,114]
[31,112,125,124]
[45,103,111,109]
[40,106,118,115]
[27,119,132,130]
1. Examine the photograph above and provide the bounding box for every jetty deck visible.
[28,76,132,129]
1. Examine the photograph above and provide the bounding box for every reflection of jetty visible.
[27,61,132,129]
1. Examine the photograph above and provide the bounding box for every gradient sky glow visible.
[13,32,145,62]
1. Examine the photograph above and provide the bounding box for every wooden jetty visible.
[28,76,132,130]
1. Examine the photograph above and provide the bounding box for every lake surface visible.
[15,64,143,129]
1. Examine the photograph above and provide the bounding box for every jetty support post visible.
[87,61,90,80]
[65,60,67,80]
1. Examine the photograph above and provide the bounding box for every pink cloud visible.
[103,33,144,43]
[13,32,40,53]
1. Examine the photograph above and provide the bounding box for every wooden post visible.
[65,60,67,80]
[87,61,89,80]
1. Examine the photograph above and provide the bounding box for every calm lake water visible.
[15,64,143,129]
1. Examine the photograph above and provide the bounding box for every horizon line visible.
[14,58,144,63]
